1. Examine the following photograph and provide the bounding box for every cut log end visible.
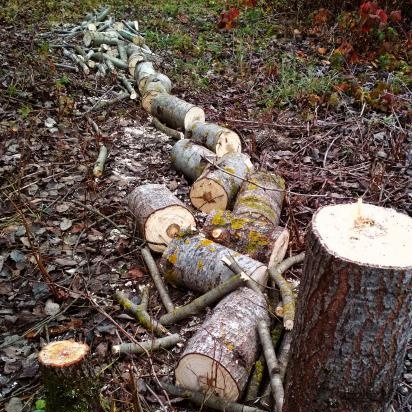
[190,178,228,213]
[146,205,195,253]
[38,340,89,368]
[215,130,242,157]
[314,202,412,268]
[184,107,206,131]
[176,353,239,401]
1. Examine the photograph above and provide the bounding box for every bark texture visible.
[203,210,289,266]
[159,233,268,293]
[233,171,285,226]
[175,287,269,401]
[150,93,205,131]
[190,153,254,213]
[128,184,196,252]
[283,215,412,412]
[186,122,241,157]
[171,139,216,182]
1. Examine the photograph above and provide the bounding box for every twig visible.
[112,334,182,355]
[93,145,108,177]
[141,247,174,313]
[257,321,284,412]
[278,331,292,380]
[152,117,184,140]
[159,274,245,326]
[118,73,137,99]
[161,381,267,412]
[268,252,305,330]
[115,290,169,336]
[129,368,143,412]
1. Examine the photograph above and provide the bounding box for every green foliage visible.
[32,399,46,412]
[18,105,32,119]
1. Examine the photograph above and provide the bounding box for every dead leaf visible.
[60,217,72,231]
[127,267,145,279]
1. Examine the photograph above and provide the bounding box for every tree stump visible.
[175,287,269,401]
[38,340,101,412]
[283,202,412,412]
[128,184,196,252]
[190,153,254,213]
[159,232,268,293]
[171,139,216,182]
[185,122,241,157]
[203,210,289,266]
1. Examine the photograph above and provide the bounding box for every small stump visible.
[38,340,101,412]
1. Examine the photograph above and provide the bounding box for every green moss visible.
[197,260,204,269]
[230,217,246,230]
[200,238,213,246]
[224,166,236,174]
[271,324,283,346]
[167,253,177,264]
[237,195,277,222]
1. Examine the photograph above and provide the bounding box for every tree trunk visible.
[283,202,412,412]
[128,184,196,253]
[149,93,205,131]
[159,232,268,293]
[203,210,289,266]
[175,287,269,401]
[190,153,254,213]
[134,61,156,94]
[38,340,101,412]
[171,139,216,182]
[186,122,242,157]
[233,171,285,226]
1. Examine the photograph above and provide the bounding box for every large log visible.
[283,202,412,412]
[171,139,216,182]
[159,232,268,293]
[149,93,205,131]
[128,184,196,253]
[186,122,241,157]
[233,171,285,226]
[175,287,269,401]
[203,210,289,266]
[190,153,254,213]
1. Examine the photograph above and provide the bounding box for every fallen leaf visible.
[127,267,145,279]
[60,217,72,231]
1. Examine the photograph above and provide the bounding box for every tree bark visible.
[171,139,216,182]
[186,122,242,157]
[159,232,268,293]
[190,153,254,213]
[233,171,285,226]
[38,340,101,412]
[83,30,119,47]
[128,184,196,253]
[203,210,289,266]
[283,202,412,412]
[149,93,205,131]
[175,287,269,401]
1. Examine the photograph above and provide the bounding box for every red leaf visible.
[390,10,402,23]
[360,2,377,19]
[228,7,240,20]
[376,9,388,24]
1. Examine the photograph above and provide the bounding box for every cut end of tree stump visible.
[314,201,412,268]
[38,340,89,368]
[190,177,229,213]
[176,353,240,400]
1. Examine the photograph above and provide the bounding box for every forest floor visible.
[0,1,411,411]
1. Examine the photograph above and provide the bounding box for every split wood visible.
[257,321,284,412]
[141,247,174,313]
[161,381,267,412]
[112,333,181,355]
[115,288,169,336]
[268,252,305,330]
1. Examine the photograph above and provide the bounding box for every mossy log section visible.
[149,93,205,131]
[233,171,285,227]
[112,333,182,355]
[159,273,245,325]
[83,30,119,46]
[140,72,172,96]
[175,287,269,401]
[186,122,242,157]
[204,210,290,266]
[159,233,268,294]
[171,139,216,182]
[190,153,254,213]
[128,184,196,253]
[283,202,412,412]
[38,340,101,412]
[162,381,266,412]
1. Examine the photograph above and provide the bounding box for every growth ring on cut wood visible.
[38,340,89,368]
[128,184,196,252]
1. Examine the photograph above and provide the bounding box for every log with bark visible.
[38,340,101,412]
[83,30,119,47]
[171,139,216,182]
[128,184,196,252]
[185,122,242,157]
[203,210,289,267]
[148,93,205,131]
[112,333,182,355]
[159,232,268,293]
[233,171,285,226]
[283,202,412,412]
[175,287,269,401]
[190,153,254,213]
